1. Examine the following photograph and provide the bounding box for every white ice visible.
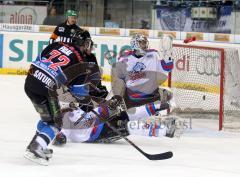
[0,75,240,177]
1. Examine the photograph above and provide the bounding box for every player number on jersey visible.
[42,50,70,71]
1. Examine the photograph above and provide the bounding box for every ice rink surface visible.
[0,75,240,177]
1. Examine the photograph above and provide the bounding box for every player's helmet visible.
[130,33,149,56]
[71,30,91,49]
[66,10,77,18]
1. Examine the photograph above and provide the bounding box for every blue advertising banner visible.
[156,6,233,33]
[0,34,3,68]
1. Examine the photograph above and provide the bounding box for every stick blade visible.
[145,151,173,160]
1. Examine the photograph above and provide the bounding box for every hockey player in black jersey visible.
[75,31,108,111]
[49,10,83,44]
[24,29,101,165]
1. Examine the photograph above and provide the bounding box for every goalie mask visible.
[130,33,149,56]
[71,30,92,50]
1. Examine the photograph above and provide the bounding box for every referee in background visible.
[49,10,83,44]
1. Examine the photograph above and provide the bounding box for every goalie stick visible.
[90,97,173,161]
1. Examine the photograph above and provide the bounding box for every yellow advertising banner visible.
[129,29,149,37]
[99,28,120,36]
[39,25,56,33]
[186,32,204,40]
[0,68,28,75]
[214,34,230,42]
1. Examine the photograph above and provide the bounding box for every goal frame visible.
[169,44,225,130]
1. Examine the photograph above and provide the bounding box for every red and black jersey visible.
[30,42,99,90]
[49,21,83,44]
[40,42,83,70]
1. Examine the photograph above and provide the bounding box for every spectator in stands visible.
[43,6,62,26]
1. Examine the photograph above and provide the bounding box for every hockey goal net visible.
[170,43,240,131]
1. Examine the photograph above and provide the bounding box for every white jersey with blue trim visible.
[116,49,173,95]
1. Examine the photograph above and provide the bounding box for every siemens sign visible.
[1,32,160,73]
[2,33,135,70]
[9,39,48,62]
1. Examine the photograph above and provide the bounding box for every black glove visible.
[90,84,109,98]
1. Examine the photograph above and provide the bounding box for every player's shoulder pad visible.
[145,49,160,58]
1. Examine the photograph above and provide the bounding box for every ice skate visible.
[24,141,51,166]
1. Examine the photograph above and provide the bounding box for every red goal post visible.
[169,43,240,131]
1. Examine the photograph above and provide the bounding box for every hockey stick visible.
[105,121,173,160]
[91,108,173,161]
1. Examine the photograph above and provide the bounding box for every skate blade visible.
[23,151,49,166]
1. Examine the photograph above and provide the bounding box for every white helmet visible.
[130,33,149,56]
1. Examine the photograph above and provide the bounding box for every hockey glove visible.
[90,84,109,98]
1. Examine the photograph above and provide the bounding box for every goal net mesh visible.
[171,44,240,131]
